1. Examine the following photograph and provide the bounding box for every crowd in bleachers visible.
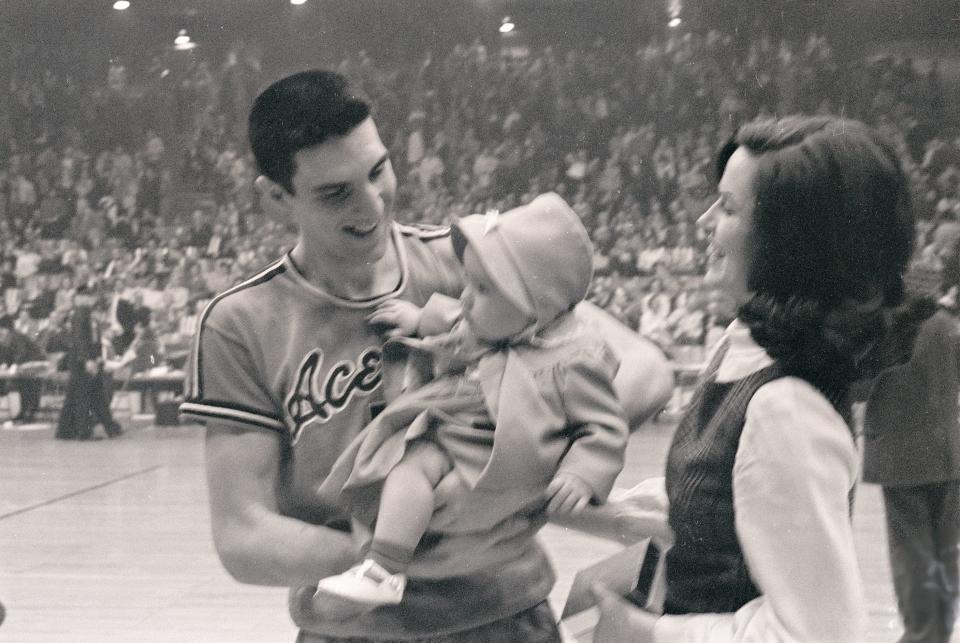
[1,30,959,375]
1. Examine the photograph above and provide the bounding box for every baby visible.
[314,192,629,610]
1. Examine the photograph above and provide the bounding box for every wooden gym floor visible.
[0,411,944,642]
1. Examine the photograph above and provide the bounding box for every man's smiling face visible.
[284,118,397,264]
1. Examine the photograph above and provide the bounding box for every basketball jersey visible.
[180,222,462,524]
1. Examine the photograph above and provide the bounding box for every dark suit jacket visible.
[863,310,960,486]
[0,330,45,365]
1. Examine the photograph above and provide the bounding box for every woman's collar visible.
[714,318,774,383]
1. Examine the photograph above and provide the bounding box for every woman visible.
[55,292,123,440]
[586,115,928,641]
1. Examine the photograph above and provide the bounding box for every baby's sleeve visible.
[555,345,629,503]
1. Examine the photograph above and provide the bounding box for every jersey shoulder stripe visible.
[179,401,286,433]
[396,221,452,240]
[186,257,287,402]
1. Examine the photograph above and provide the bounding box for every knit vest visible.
[662,344,852,615]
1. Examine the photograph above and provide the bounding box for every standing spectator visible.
[54,289,122,440]
[863,305,960,643]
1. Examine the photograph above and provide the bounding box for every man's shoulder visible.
[395,221,452,243]
[200,258,289,326]
[394,221,461,290]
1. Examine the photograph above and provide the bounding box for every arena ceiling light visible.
[290,0,308,4]
[667,0,682,29]
[499,16,515,34]
[174,29,196,51]
[113,0,130,10]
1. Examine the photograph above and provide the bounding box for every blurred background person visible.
[862,295,960,643]
[0,315,45,423]
[54,288,122,440]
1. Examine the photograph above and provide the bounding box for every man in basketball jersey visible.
[181,69,672,641]
[180,69,564,641]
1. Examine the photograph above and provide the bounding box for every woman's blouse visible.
[654,320,865,642]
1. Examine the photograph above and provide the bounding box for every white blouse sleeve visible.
[653,377,865,643]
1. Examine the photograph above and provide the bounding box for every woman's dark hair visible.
[717,116,929,390]
[248,69,371,194]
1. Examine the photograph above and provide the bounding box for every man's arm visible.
[205,422,359,586]
[549,477,673,547]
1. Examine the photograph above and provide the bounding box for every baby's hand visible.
[546,473,593,516]
[366,299,423,338]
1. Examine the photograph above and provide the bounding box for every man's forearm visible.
[549,479,673,547]
[205,424,361,587]
[214,509,358,586]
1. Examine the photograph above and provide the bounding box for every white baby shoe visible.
[314,559,406,606]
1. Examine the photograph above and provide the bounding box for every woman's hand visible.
[591,582,659,643]
[366,299,423,338]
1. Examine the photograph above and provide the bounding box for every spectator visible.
[862,303,960,643]
[54,289,123,441]
[0,315,46,423]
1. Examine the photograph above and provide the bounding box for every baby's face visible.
[459,246,531,343]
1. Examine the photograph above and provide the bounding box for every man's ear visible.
[254,175,289,219]
[254,175,287,202]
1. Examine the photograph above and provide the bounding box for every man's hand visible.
[546,472,592,516]
[605,478,674,548]
[548,477,674,548]
[366,299,423,338]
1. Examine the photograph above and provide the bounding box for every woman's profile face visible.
[698,147,760,305]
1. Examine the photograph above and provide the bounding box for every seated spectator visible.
[668,287,708,345]
[0,316,46,423]
[14,243,41,282]
[185,209,214,249]
[13,306,41,341]
[638,276,673,346]
[37,308,71,360]
[25,273,56,320]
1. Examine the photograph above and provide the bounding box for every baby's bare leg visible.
[371,441,452,573]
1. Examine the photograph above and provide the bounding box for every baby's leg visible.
[371,440,452,573]
[313,441,452,611]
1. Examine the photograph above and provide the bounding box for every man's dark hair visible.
[248,69,371,194]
